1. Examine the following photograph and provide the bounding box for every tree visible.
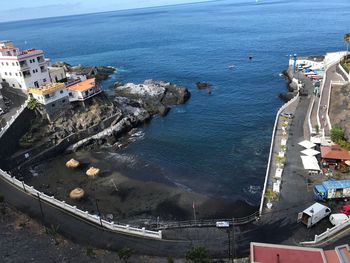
[185,246,210,263]
[344,33,350,53]
[330,126,344,143]
[314,124,320,135]
[118,247,133,263]
[27,97,39,110]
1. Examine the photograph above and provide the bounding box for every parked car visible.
[329,213,349,226]
[340,204,350,216]
[216,221,230,228]
[280,112,294,119]
[297,203,331,228]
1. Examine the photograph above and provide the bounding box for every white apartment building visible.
[28,82,68,106]
[0,40,51,90]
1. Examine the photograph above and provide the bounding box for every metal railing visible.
[154,211,260,230]
[0,168,162,239]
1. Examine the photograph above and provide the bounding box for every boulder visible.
[196,82,211,89]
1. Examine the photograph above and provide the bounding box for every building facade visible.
[0,40,51,90]
[28,82,69,116]
[48,66,67,83]
[67,78,101,102]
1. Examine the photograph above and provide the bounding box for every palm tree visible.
[344,33,350,53]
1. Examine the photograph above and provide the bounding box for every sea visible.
[0,0,349,207]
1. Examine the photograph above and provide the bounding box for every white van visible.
[329,213,349,226]
[298,203,331,228]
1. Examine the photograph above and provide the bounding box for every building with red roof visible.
[250,243,350,263]
[321,145,350,160]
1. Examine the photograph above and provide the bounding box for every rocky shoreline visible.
[11,79,190,169]
[278,69,298,102]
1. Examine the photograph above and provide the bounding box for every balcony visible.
[22,70,31,78]
[19,61,29,70]
[40,66,47,73]
[37,56,45,64]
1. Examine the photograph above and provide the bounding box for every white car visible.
[280,112,294,119]
[329,213,349,226]
[216,221,230,228]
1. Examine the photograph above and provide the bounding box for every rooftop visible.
[250,242,326,263]
[28,83,66,95]
[320,145,350,160]
[67,78,96,92]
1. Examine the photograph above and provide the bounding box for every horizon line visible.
[0,0,223,24]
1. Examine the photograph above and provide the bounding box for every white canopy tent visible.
[301,148,320,156]
[300,155,320,171]
[298,140,316,149]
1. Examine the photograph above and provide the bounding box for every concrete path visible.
[318,64,344,135]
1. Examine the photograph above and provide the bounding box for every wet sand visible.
[20,149,257,223]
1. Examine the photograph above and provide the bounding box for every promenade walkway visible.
[318,63,344,135]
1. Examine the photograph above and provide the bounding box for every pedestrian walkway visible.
[318,63,344,135]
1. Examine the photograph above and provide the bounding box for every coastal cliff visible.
[6,80,190,168]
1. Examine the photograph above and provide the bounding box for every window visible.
[6,62,8,66]
[35,69,38,73]
[16,62,19,66]
[45,94,50,99]
[19,84,22,88]
[69,92,72,97]
[52,103,55,107]
[12,84,15,87]
[15,73,18,76]
[12,62,15,66]
[60,90,63,94]
[33,70,35,73]
[43,78,47,82]
[9,72,12,76]
[62,99,66,103]
[19,72,22,76]
[1,62,3,66]
[4,72,7,75]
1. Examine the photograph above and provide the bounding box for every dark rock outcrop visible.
[52,61,116,81]
[113,80,190,116]
[196,82,211,89]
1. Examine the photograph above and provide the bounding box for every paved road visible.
[0,86,27,128]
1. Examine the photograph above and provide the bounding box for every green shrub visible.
[19,134,35,148]
[185,246,210,263]
[330,126,345,143]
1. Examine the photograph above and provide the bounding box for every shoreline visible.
[21,148,258,223]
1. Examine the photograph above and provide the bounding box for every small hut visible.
[66,158,80,168]
[69,188,85,200]
[86,166,100,178]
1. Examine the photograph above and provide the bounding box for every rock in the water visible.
[113,80,190,116]
[196,82,211,89]
[279,92,296,102]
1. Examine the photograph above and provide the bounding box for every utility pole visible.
[227,229,231,262]
[95,199,103,227]
[37,193,45,222]
[232,220,235,262]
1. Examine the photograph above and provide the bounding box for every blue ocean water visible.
[1,0,349,204]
